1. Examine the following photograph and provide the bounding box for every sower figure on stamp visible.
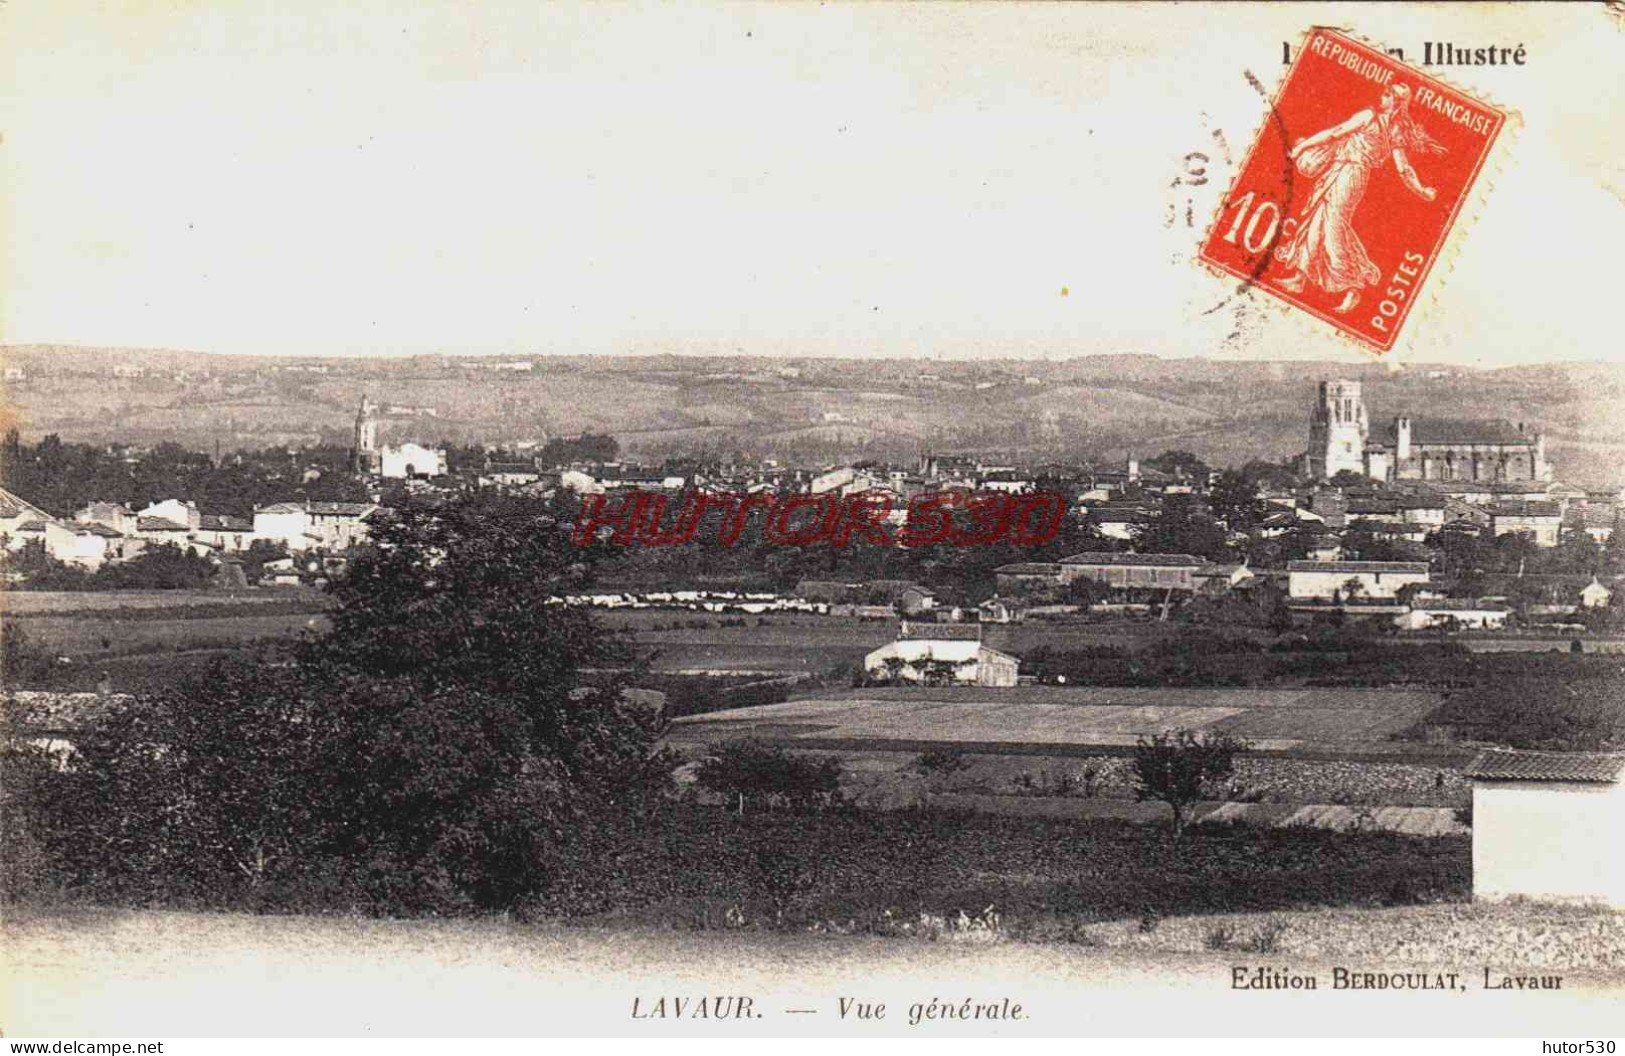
[1273,83,1444,314]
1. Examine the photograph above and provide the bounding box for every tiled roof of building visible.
[897,623,982,642]
[1286,560,1430,573]
[78,501,131,517]
[995,563,1066,575]
[1565,505,1618,529]
[137,516,189,532]
[1346,499,1400,515]
[1378,418,1536,446]
[256,501,375,517]
[867,579,934,598]
[0,486,50,521]
[1465,750,1625,784]
[76,523,125,538]
[306,502,375,517]
[1488,501,1562,519]
[1061,552,1205,568]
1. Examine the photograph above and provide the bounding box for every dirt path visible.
[4,909,1618,1037]
[915,794,1467,836]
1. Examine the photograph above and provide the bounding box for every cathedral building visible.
[1307,379,1550,484]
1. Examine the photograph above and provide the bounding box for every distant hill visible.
[2,345,1621,483]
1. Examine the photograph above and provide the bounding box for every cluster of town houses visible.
[3,379,1622,606]
[0,490,377,579]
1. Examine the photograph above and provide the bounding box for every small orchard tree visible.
[695,738,842,815]
[1131,729,1251,842]
[880,656,908,685]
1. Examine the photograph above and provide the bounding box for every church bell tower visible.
[1308,379,1368,480]
[354,395,379,473]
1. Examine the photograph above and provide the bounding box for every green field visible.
[672,686,1444,754]
[604,611,1187,673]
[12,612,328,658]
[3,588,326,615]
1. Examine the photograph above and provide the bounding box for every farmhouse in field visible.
[1394,598,1511,631]
[1465,750,1625,908]
[863,579,937,615]
[1287,559,1430,600]
[864,622,1019,687]
[977,596,1024,624]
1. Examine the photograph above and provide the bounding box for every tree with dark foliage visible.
[12,491,675,915]
[695,738,843,815]
[1132,729,1250,843]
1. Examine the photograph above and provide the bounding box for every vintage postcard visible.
[1,0,1623,1046]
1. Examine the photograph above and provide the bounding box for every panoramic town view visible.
[6,0,1624,1042]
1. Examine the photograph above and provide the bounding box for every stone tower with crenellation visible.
[1308,379,1368,481]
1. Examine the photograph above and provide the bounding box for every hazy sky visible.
[3,2,1622,369]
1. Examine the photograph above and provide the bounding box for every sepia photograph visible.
[2,0,1623,1044]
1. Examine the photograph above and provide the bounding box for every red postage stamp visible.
[1198,28,1508,354]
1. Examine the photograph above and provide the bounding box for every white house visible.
[1488,501,1564,547]
[558,469,602,495]
[134,515,193,546]
[977,597,1025,624]
[1466,750,1625,907]
[864,623,1020,687]
[138,499,202,531]
[379,443,448,479]
[75,501,137,536]
[1287,560,1430,601]
[1580,578,1612,610]
[55,523,132,569]
[196,514,254,552]
[1395,598,1511,631]
[252,501,376,551]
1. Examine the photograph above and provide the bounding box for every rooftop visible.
[0,486,50,522]
[1488,501,1562,518]
[1378,418,1537,446]
[1286,560,1431,573]
[897,623,982,642]
[1061,552,1205,568]
[1465,750,1625,784]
